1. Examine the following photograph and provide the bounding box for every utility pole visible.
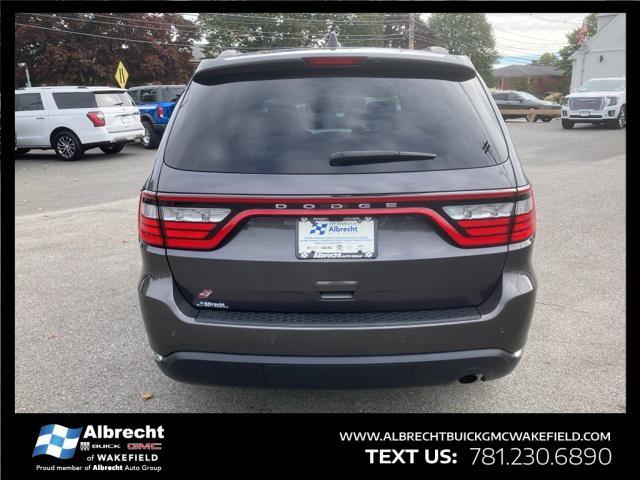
[25,66,32,88]
[408,13,415,49]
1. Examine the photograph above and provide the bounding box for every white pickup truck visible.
[561,77,626,129]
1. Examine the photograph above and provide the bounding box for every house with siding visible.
[569,13,626,92]
[492,64,565,96]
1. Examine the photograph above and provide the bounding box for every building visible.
[569,13,626,92]
[492,64,565,96]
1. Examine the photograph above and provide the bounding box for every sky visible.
[420,13,589,68]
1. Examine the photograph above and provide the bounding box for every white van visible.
[15,86,144,160]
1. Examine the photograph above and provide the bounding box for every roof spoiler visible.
[194,53,476,86]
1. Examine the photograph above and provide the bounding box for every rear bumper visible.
[156,348,521,388]
[138,239,536,387]
[80,127,144,144]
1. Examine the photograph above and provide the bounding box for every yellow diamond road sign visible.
[115,61,129,89]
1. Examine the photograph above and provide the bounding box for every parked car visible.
[14,86,144,161]
[138,47,537,388]
[561,77,626,129]
[491,90,561,122]
[128,84,185,149]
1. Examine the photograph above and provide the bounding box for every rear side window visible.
[95,91,134,107]
[140,89,157,103]
[492,93,507,101]
[52,92,97,109]
[15,93,44,111]
[165,76,509,174]
[162,87,184,102]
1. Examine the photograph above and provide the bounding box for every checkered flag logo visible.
[32,424,83,459]
[309,222,329,235]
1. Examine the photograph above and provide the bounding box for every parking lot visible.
[14,120,625,413]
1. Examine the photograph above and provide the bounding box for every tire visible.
[141,121,161,149]
[612,105,626,129]
[540,117,552,123]
[100,144,124,154]
[15,148,30,155]
[53,131,84,161]
[561,119,574,129]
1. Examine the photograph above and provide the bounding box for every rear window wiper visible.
[329,150,437,167]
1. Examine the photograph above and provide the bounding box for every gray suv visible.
[138,47,537,388]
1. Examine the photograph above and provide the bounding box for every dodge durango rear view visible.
[137,45,537,388]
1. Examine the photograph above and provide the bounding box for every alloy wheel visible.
[56,135,76,159]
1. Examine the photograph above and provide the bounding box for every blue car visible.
[128,84,185,149]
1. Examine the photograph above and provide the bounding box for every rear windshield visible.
[95,91,134,107]
[165,77,508,174]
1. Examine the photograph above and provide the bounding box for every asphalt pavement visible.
[14,120,626,412]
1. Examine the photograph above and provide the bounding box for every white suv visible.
[15,86,145,160]
[561,77,626,129]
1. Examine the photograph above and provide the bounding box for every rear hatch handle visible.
[314,280,359,300]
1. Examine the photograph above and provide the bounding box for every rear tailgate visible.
[148,52,523,313]
[94,91,141,133]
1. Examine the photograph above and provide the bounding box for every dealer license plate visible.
[296,217,377,259]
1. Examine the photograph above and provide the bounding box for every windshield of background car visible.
[95,91,135,107]
[164,76,509,174]
[517,92,540,101]
[578,79,625,92]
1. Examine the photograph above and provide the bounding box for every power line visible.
[528,14,582,26]
[206,13,393,24]
[23,14,402,41]
[15,23,196,47]
[20,13,201,34]
[493,26,572,42]
[15,22,404,51]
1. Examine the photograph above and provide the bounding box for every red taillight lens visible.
[156,105,164,118]
[138,192,230,250]
[510,193,536,243]
[442,189,536,247]
[138,194,163,247]
[86,111,105,127]
[303,56,367,66]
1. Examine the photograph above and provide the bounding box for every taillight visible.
[156,106,164,118]
[138,194,163,247]
[303,56,367,66]
[86,111,105,127]
[442,189,536,246]
[510,194,536,243]
[139,188,535,251]
[138,192,230,250]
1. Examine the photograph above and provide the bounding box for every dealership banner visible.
[3,413,630,474]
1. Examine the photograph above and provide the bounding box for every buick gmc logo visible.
[274,203,398,209]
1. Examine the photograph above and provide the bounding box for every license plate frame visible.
[295,217,377,259]
[580,110,590,117]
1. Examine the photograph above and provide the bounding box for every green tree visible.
[532,52,558,66]
[556,13,598,75]
[426,13,499,82]
[197,13,385,57]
